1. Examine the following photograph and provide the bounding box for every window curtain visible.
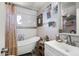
[5,2,17,55]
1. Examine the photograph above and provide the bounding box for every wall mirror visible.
[37,14,43,27]
[60,2,76,34]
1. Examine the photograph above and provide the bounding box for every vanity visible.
[45,40,79,56]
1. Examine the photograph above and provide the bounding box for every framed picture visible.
[37,14,43,27]
[47,11,51,19]
[48,21,56,27]
[47,4,51,19]
[53,4,58,13]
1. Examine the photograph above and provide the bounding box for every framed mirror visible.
[59,2,76,34]
[37,14,43,27]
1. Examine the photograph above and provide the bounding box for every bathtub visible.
[17,36,40,55]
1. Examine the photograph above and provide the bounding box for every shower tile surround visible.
[17,34,24,41]
[16,6,37,41]
[16,29,37,41]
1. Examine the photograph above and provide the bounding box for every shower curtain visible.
[5,2,17,55]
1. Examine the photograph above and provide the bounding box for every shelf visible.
[59,33,79,37]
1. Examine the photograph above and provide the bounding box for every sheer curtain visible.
[5,2,17,55]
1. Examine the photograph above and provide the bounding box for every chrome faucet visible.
[66,35,76,46]
[66,35,72,45]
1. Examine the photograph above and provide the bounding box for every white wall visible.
[58,3,62,29]
[0,3,6,55]
[37,2,59,40]
[16,6,37,40]
[76,3,79,34]
[37,2,51,15]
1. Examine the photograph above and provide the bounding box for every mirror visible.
[60,2,76,34]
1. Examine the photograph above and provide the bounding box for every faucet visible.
[66,35,72,45]
[66,35,76,46]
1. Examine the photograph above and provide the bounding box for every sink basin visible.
[45,40,79,56]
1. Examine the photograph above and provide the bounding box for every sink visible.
[45,40,79,56]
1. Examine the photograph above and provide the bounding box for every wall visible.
[16,6,37,41]
[37,2,59,40]
[37,2,51,15]
[76,3,79,34]
[0,3,6,55]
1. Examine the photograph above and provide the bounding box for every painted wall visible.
[76,3,79,34]
[37,2,59,40]
[0,3,6,55]
[37,2,51,15]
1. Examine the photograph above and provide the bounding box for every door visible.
[0,3,6,56]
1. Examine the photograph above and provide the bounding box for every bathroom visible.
[0,2,79,56]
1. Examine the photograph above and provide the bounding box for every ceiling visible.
[13,2,50,11]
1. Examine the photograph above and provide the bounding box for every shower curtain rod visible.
[9,2,38,11]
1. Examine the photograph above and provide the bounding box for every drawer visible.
[45,44,66,56]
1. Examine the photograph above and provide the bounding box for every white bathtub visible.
[17,36,40,55]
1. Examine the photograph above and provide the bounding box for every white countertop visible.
[45,40,79,56]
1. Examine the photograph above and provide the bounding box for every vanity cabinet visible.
[45,40,79,56]
[45,43,66,56]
